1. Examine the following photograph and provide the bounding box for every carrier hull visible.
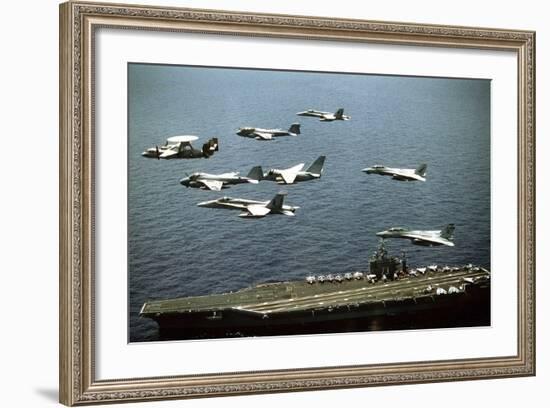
[140,266,491,340]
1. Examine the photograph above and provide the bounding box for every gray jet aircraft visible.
[197,192,299,218]
[376,224,455,247]
[296,108,350,121]
[236,124,301,140]
[263,156,326,184]
[179,166,263,191]
[362,163,428,182]
[142,135,218,159]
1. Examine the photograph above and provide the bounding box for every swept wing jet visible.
[179,166,263,191]
[263,156,326,184]
[376,224,455,247]
[296,108,350,121]
[197,192,299,218]
[362,163,428,182]
[236,123,301,141]
[142,135,218,159]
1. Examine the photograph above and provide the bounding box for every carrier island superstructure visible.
[140,242,490,339]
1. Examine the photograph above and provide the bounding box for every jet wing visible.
[218,172,239,178]
[221,202,248,210]
[199,179,224,191]
[159,148,178,159]
[277,163,305,184]
[297,110,326,117]
[427,237,454,247]
[242,205,271,217]
[391,170,423,181]
[254,132,273,140]
[406,233,455,247]
[391,174,414,181]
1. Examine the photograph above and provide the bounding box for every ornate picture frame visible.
[59,1,535,405]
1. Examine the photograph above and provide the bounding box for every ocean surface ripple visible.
[128,65,490,342]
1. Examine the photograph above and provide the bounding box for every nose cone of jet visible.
[376,231,387,237]
[362,167,374,174]
[237,127,254,136]
[179,177,190,187]
[197,199,216,208]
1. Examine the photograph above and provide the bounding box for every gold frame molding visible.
[59,1,536,405]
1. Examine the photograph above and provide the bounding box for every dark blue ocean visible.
[128,64,490,342]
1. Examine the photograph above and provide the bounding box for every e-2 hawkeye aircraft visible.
[236,123,301,141]
[362,163,428,182]
[296,108,350,121]
[263,156,326,184]
[142,135,218,159]
[179,166,263,191]
[197,192,299,218]
[376,224,455,247]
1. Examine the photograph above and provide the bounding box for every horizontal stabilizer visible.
[202,139,218,157]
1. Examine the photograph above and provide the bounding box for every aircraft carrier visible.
[140,243,490,340]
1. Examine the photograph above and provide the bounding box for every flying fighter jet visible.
[197,192,299,218]
[236,124,301,141]
[296,108,350,121]
[263,156,326,184]
[376,224,455,247]
[142,135,218,159]
[179,166,263,191]
[362,163,428,182]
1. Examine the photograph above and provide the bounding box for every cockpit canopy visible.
[388,227,407,232]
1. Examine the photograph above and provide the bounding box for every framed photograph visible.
[59,1,536,405]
